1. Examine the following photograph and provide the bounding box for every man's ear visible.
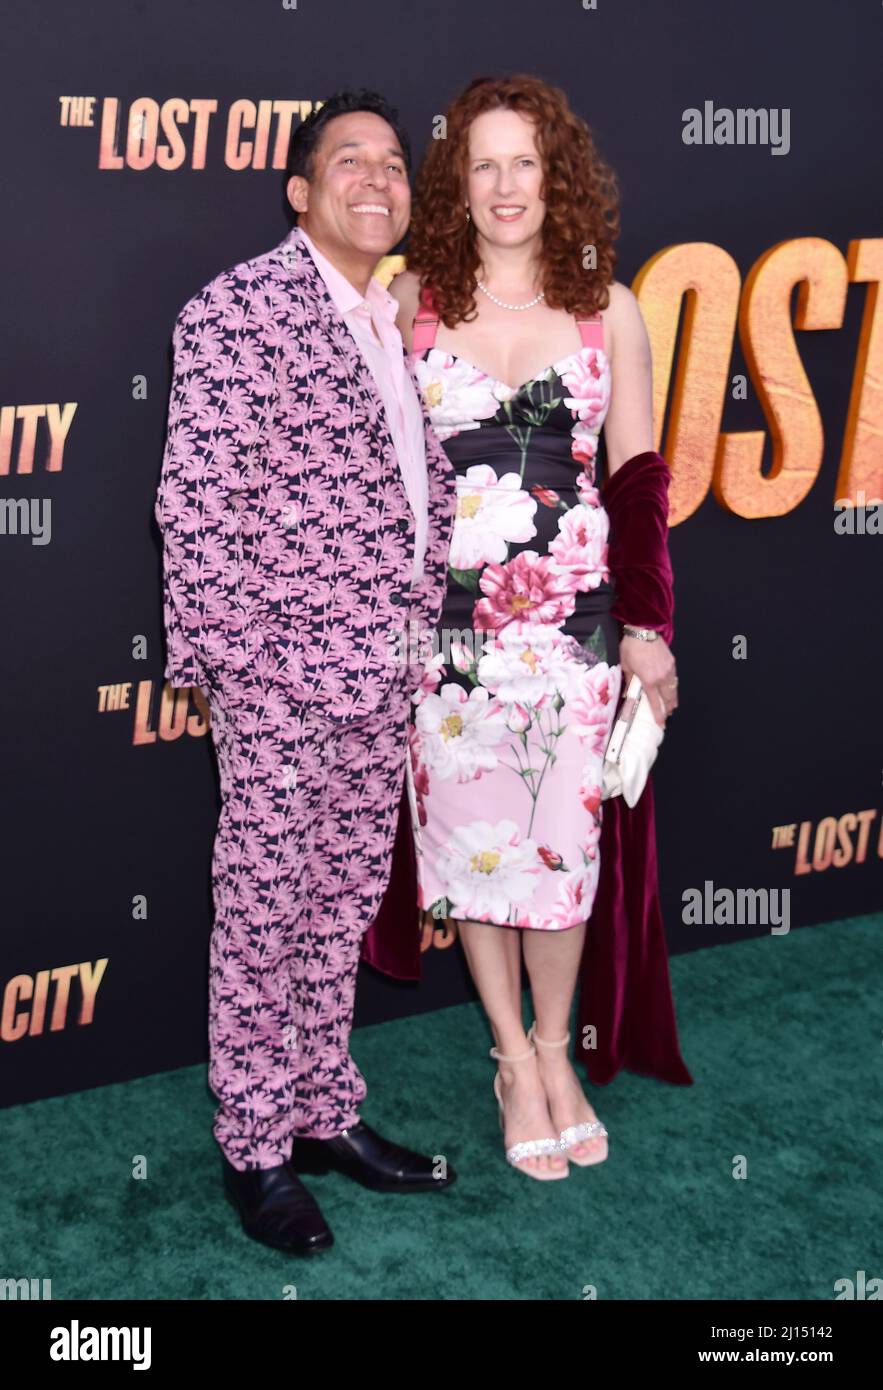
[286,174,309,216]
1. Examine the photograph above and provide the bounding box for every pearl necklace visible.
[476,280,545,311]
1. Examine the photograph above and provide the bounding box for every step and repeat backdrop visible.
[2,0,881,1106]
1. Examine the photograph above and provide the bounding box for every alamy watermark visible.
[682,102,790,156]
[682,880,790,934]
[387,620,496,670]
[0,497,51,544]
[49,1320,151,1369]
[1,1276,52,1299]
[833,490,883,534]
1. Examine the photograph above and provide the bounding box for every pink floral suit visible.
[154,227,455,1170]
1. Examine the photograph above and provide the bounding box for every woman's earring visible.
[465,206,471,223]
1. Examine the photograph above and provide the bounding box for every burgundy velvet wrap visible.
[362,449,693,1088]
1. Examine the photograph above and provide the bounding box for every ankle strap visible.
[528,1022,570,1049]
[489,1042,536,1064]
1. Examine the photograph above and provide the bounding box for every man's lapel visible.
[276,227,397,458]
[277,226,349,342]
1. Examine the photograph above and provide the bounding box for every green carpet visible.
[2,913,880,1300]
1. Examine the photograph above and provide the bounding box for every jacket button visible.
[388,592,403,606]
[395,517,410,533]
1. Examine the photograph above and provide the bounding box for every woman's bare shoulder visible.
[388,268,422,349]
[388,266,421,298]
[603,279,641,319]
[602,280,650,360]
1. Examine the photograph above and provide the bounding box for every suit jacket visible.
[155,226,456,719]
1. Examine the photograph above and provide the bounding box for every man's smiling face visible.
[288,110,410,266]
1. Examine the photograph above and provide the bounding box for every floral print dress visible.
[406,314,622,930]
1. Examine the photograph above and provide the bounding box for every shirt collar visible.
[293,224,397,323]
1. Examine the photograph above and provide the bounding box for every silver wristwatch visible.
[622,625,660,642]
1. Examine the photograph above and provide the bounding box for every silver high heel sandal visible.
[489,1039,569,1181]
[528,1023,609,1167]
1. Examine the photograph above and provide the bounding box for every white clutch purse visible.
[601,674,664,807]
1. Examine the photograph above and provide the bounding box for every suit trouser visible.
[204,667,412,1172]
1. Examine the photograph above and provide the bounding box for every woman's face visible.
[465,108,546,251]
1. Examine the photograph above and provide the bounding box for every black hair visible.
[284,88,412,202]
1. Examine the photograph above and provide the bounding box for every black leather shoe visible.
[221,1153,333,1255]
[291,1120,457,1193]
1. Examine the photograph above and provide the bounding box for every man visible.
[154,90,457,1256]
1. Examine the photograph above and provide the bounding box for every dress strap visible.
[411,284,440,354]
[575,314,604,351]
[413,288,603,354]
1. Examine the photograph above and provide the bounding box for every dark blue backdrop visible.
[1,0,880,1107]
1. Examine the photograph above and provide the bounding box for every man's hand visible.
[619,633,678,727]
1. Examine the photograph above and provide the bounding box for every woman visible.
[389,75,678,1179]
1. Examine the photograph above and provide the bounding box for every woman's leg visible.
[522,923,606,1161]
[457,919,567,1175]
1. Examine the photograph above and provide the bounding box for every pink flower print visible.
[408,724,429,827]
[449,465,537,571]
[477,626,586,708]
[555,873,589,922]
[560,350,611,428]
[521,866,596,930]
[450,641,474,674]
[568,662,621,754]
[413,350,501,441]
[579,777,603,819]
[571,422,600,469]
[538,846,565,871]
[411,651,445,706]
[415,684,508,782]
[473,550,577,633]
[548,505,610,592]
[505,701,531,733]
[435,819,541,921]
[576,471,601,507]
[580,810,603,860]
[531,485,561,507]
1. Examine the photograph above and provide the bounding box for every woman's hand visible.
[619,633,678,726]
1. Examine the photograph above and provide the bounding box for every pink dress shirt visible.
[296,224,428,581]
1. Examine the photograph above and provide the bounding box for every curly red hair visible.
[406,74,621,327]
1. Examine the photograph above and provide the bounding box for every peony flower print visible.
[473,550,578,632]
[408,723,430,827]
[567,661,621,752]
[415,683,509,781]
[575,470,601,506]
[435,820,541,921]
[531,485,562,507]
[477,625,593,709]
[578,768,604,822]
[538,845,567,871]
[521,863,599,930]
[571,421,600,469]
[410,651,446,706]
[449,465,537,571]
[548,503,610,592]
[413,350,502,441]
[560,350,611,428]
